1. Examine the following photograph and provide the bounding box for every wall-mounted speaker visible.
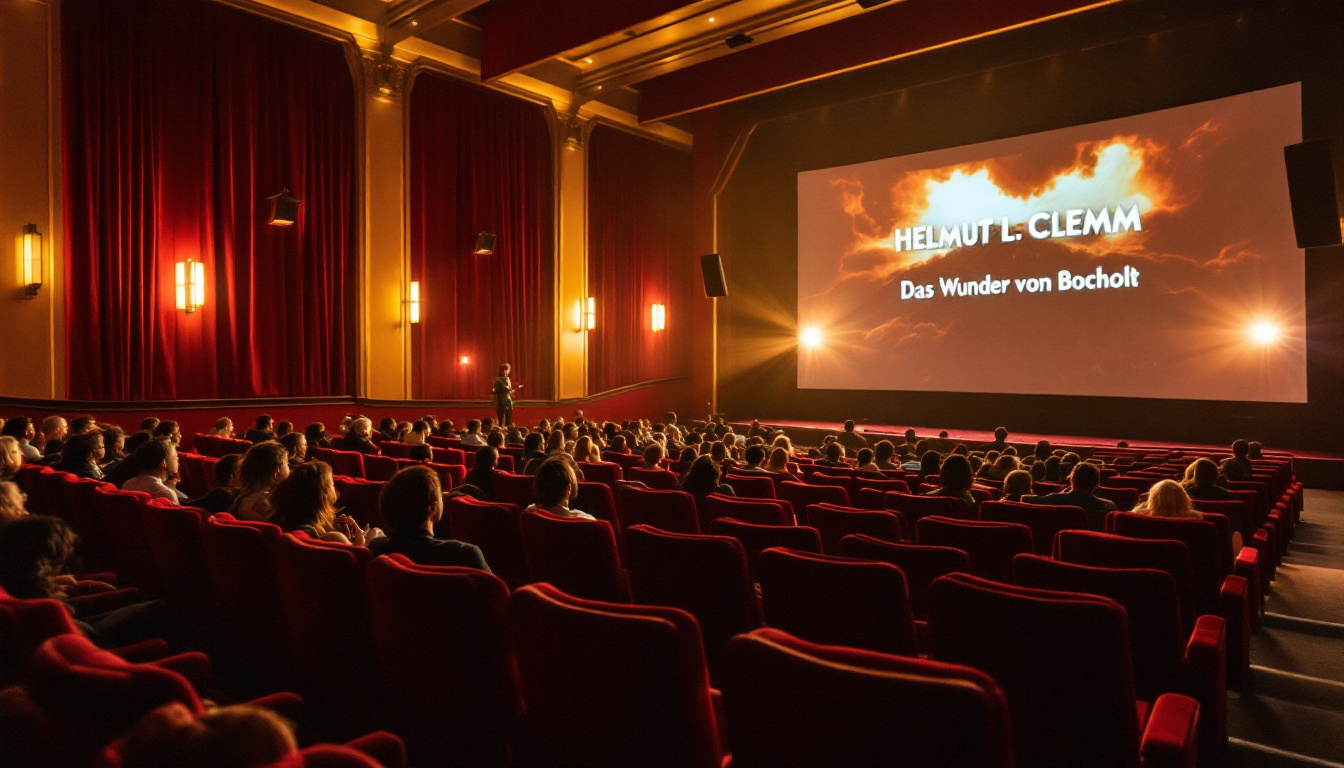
[1284,139,1342,248]
[701,253,728,298]
[268,189,301,227]
[474,232,497,255]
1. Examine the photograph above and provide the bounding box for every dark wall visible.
[703,0,1344,451]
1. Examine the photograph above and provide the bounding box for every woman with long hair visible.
[0,436,22,483]
[764,447,792,474]
[1135,479,1201,520]
[229,442,290,522]
[267,462,367,545]
[1001,469,1034,503]
[679,455,735,505]
[279,432,308,470]
[572,435,600,464]
[925,453,976,511]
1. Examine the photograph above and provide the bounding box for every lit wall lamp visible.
[175,259,205,314]
[21,224,42,297]
[409,281,421,324]
[651,303,666,332]
[584,296,596,331]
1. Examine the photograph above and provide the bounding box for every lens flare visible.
[1248,321,1280,345]
[800,327,824,349]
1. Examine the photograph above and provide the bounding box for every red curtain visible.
[409,73,555,399]
[587,125,693,392]
[62,0,356,400]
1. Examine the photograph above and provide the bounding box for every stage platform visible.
[732,419,1344,489]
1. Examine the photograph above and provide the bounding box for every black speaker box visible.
[701,253,728,298]
[1284,139,1342,248]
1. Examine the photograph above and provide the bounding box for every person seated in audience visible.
[982,453,1020,481]
[762,446,791,474]
[1028,460,1047,483]
[104,430,155,488]
[39,415,69,458]
[571,435,599,464]
[185,454,243,514]
[836,420,868,457]
[520,432,547,472]
[463,446,498,499]
[0,436,22,482]
[1001,469,1034,502]
[0,481,29,526]
[334,417,381,455]
[99,426,126,467]
[1025,462,1116,531]
[304,422,331,450]
[243,414,276,444]
[872,440,899,470]
[916,450,941,480]
[1032,440,1052,462]
[55,430,106,480]
[369,465,491,568]
[900,428,918,446]
[605,433,628,455]
[405,419,430,450]
[123,438,186,504]
[1220,439,1255,483]
[640,441,666,471]
[525,457,594,520]
[274,421,294,440]
[924,454,976,512]
[506,426,525,446]
[1182,457,1236,501]
[279,432,308,469]
[1043,455,1063,482]
[437,418,456,438]
[770,434,795,456]
[460,419,487,448]
[854,447,879,474]
[139,417,161,433]
[816,441,846,468]
[710,440,738,471]
[269,462,371,545]
[734,444,769,473]
[209,417,234,437]
[3,417,42,460]
[111,701,298,768]
[336,415,354,437]
[979,426,1010,453]
[486,429,507,452]
[1135,479,1202,519]
[377,417,399,441]
[228,442,290,522]
[421,414,439,433]
[680,455,736,506]
[1248,441,1265,460]
[0,515,183,648]
[152,420,182,446]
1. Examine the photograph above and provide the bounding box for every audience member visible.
[105,430,156,488]
[243,415,276,444]
[984,453,1019,481]
[0,481,28,526]
[139,417,161,433]
[368,466,490,568]
[55,430,106,480]
[1134,479,1201,519]
[122,438,186,504]
[640,442,665,470]
[111,702,298,768]
[102,426,127,465]
[917,450,941,479]
[1248,441,1265,460]
[0,436,22,482]
[836,420,868,457]
[274,421,293,439]
[460,419,487,448]
[816,442,846,468]
[1001,469,1034,502]
[924,454,976,512]
[463,446,498,499]
[334,417,380,455]
[1220,439,1255,482]
[679,455,736,506]
[873,440,899,470]
[279,432,308,469]
[980,426,1010,452]
[268,462,367,545]
[1025,462,1116,530]
[3,417,41,460]
[854,447,879,473]
[305,422,331,450]
[40,415,69,457]
[228,442,290,522]
[153,420,182,445]
[209,417,234,437]
[1183,458,1236,501]
[186,454,243,514]
[525,456,594,520]
[378,417,399,441]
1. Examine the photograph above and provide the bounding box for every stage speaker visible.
[474,232,497,255]
[1284,139,1342,248]
[701,253,728,298]
[267,189,301,227]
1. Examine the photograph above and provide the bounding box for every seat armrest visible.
[243,691,306,724]
[149,651,212,693]
[1182,615,1227,765]
[1218,575,1251,691]
[109,638,170,663]
[711,687,730,756]
[1234,547,1263,630]
[345,731,407,768]
[1139,693,1200,768]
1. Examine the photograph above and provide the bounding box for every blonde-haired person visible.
[572,435,600,464]
[0,436,22,483]
[229,442,290,522]
[1134,479,1202,520]
[1001,469,1034,502]
[984,453,1020,481]
[210,417,234,438]
[770,434,795,456]
[764,446,793,475]
[0,481,28,527]
[267,462,372,545]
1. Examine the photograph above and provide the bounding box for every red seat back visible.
[61,476,113,571]
[1055,530,1197,634]
[779,481,849,516]
[721,473,777,499]
[1096,486,1140,511]
[327,449,366,479]
[334,477,384,528]
[93,487,162,596]
[916,516,1033,582]
[139,498,213,630]
[707,518,822,581]
[838,535,970,620]
[804,503,902,554]
[703,494,791,529]
[574,481,620,531]
[362,454,399,482]
[1110,512,1228,614]
[577,461,623,488]
[424,462,467,489]
[378,441,411,459]
[625,466,678,490]
[883,492,970,530]
[616,486,700,534]
[177,452,208,498]
[520,510,629,603]
[443,496,529,589]
[979,499,1086,556]
[491,471,535,509]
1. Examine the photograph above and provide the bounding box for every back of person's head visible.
[70,415,97,434]
[824,442,843,462]
[0,436,21,477]
[123,429,154,458]
[61,430,103,465]
[1248,441,1264,459]
[534,456,577,507]
[0,481,28,526]
[710,440,729,463]
[411,419,429,436]
[153,420,179,440]
[843,419,855,432]
[486,429,505,449]
[903,428,917,442]
[857,447,874,466]
[213,417,232,435]
[237,441,289,494]
[952,443,968,456]
[1003,469,1033,498]
[873,440,895,464]
[766,447,789,471]
[267,462,336,534]
[523,431,544,453]
[1002,445,1018,457]
[379,417,396,433]
[2,416,32,440]
[1044,456,1062,481]
[993,453,1019,474]
[1034,440,1051,460]
[133,437,174,476]
[1029,461,1047,482]
[255,414,273,431]
[380,465,442,535]
[1141,479,1198,519]
[919,450,940,475]
[351,417,372,437]
[466,419,481,434]
[994,426,1008,441]
[938,431,949,439]
[1117,440,1129,448]
[678,446,697,463]
[215,454,243,488]
[279,432,306,462]
[114,701,298,768]
[274,422,293,438]
[475,445,498,470]
[681,455,722,494]
[1231,439,1249,457]
[643,441,665,466]
[1069,462,1101,493]
[304,422,326,445]
[1189,457,1219,487]
[744,444,766,467]
[939,454,973,493]
[0,514,75,599]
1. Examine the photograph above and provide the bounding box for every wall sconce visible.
[459,355,470,366]
[651,303,666,332]
[583,296,596,331]
[409,281,421,324]
[21,224,42,297]
[175,259,205,314]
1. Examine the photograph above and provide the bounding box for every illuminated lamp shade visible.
[459,355,470,366]
[175,259,205,315]
[409,281,421,324]
[267,189,302,226]
[474,232,496,255]
[651,303,666,332]
[584,296,596,331]
[21,223,42,296]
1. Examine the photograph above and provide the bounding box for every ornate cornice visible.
[362,52,411,102]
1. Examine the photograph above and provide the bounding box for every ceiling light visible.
[410,19,418,26]
[708,16,716,22]
[584,57,593,64]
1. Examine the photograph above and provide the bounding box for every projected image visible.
[797,83,1306,403]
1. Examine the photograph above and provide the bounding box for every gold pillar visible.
[554,111,593,399]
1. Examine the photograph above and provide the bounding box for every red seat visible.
[722,473,777,499]
[979,499,1086,556]
[139,498,213,631]
[808,472,859,500]
[603,452,644,470]
[929,573,1201,768]
[427,435,457,449]
[334,477,384,528]
[851,477,911,503]
[93,487,163,597]
[327,449,366,479]
[577,461,622,488]
[1013,554,1227,763]
[507,583,723,768]
[778,481,850,519]
[424,462,467,489]
[625,466,679,489]
[520,510,629,602]
[36,468,71,519]
[757,547,917,656]
[367,555,518,767]
[177,452,209,498]
[837,535,970,621]
[378,441,411,459]
[60,476,113,572]
[310,446,334,463]
[721,628,1013,768]
[703,494,792,529]
[804,503,902,554]
[275,533,381,735]
[916,516,1033,582]
[201,456,222,490]
[616,485,700,534]
[1096,485,1140,511]
[193,433,220,457]
[491,471,535,509]
[883,492,971,532]
[574,481,621,532]
[443,496,529,589]
[363,454,399,482]
[707,518,822,581]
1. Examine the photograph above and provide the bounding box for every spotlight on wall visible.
[799,326,823,349]
[474,232,496,255]
[20,224,42,297]
[459,355,470,366]
[175,259,205,315]
[267,189,302,226]
[1248,321,1280,346]
[409,281,421,324]
[651,303,666,332]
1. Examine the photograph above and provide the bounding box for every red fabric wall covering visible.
[408,73,555,400]
[61,0,356,401]
[587,125,694,393]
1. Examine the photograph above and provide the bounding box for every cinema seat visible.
[93,487,163,597]
[1096,485,1140,511]
[424,461,467,489]
[36,468,72,519]
[334,477,384,528]
[177,451,209,498]
[574,481,621,532]
[491,471,535,508]
[139,498,214,631]
[707,518,822,580]
[577,460,623,488]
[722,472,778,499]
[721,628,1013,768]
[362,454,399,482]
[327,449,367,479]
[367,555,517,767]
[779,481,849,521]
[520,510,629,603]
[883,492,972,533]
[929,573,1200,768]
[1013,554,1227,763]
[916,516,1033,582]
[431,446,466,466]
[837,535,971,620]
[623,525,762,672]
[703,494,793,529]
[625,466,679,489]
[60,475,113,572]
[507,583,723,768]
[617,485,700,534]
[979,498,1086,555]
[852,477,911,499]
[809,472,859,500]
[804,503,903,554]
[757,547,917,656]
[443,496,529,589]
